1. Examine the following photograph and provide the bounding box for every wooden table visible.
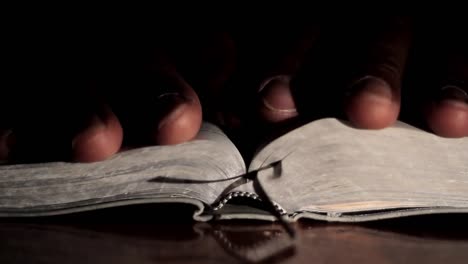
[1,204,468,263]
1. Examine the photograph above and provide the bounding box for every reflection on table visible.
[1,204,468,264]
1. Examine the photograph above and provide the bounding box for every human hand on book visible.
[1,18,467,223]
[0,17,466,164]
[0,32,236,164]
[227,17,467,143]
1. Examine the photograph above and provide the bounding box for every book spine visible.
[211,191,287,216]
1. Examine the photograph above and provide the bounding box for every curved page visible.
[249,118,468,216]
[0,123,245,216]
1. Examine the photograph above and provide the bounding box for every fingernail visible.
[0,129,16,163]
[347,76,393,102]
[437,85,468,106]
[156,93,192,130]
[258,75,297,113]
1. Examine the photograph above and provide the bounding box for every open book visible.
[1,118,468,223]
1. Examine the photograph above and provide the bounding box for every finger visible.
[422,23,468,138]
[258,75,299,123]
[111,45,203,146]
[344,16,412,129]
[231,26,320,124]
[71,103,124,162]
[151,73,203,145]
[2,30,124,164]
[426,85,468,137]
[151,32,236,143]
[143,46,204,145]
[66,45,125,163]
[259,29,319,124]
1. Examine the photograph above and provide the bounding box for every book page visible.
[0,122,246,216]
[248,118,468,215]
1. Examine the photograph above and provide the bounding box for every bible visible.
[1,118,468,223]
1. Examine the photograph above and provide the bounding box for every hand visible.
[226,16,467,147]
[0,31,235,163]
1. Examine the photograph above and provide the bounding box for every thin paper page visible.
[0,122,246,215]
[249,118,468,214]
